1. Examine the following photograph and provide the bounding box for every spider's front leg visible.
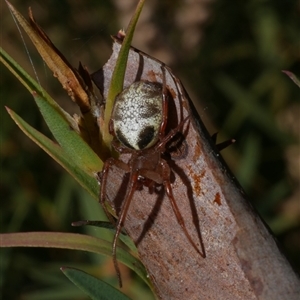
[99,156,131,287]
[111,168,141,288]
[99,157,128,224]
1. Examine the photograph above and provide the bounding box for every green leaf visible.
[6,107,99,198]
[33,91,103,174]
[61,267,131,300]
[0,232,150,286]
[102,0,145,152]
[0,47,103,177]
[72,220,137,252]
[0,47,76,129]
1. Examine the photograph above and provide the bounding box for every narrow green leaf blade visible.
[32,91,103,174]
[6,107,98,198]
[102,0,145,150]
[61,267,131,300]
[0,47,103,175]
[0,232,150,286]
[0,47,76,129]
[72,220,137,252]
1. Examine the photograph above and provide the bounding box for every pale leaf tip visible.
[5,106,11,113]
[282,70,291,76]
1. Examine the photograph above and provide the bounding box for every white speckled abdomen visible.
[111,81,163,150]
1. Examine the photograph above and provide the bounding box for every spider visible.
[99,70,204,287]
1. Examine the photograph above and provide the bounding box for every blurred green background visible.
[1,0,299,299]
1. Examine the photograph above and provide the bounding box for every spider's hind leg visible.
[160,160,206,258]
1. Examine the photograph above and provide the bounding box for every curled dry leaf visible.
[28,9,102,157]
[91,38,300,300]
[6,1,102,157]
[26,8,94,114]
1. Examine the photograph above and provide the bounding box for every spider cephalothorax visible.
[99,73,203,287]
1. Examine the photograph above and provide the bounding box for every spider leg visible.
[112,170,140,288]
[99,157,131,287]
[161,160,206,258]
[100,158,120,226]
[155,116,189,152]
[216,138,236,151]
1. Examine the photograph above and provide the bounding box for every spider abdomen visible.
[111,81,163,150]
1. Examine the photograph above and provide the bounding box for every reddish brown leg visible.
[99,157,131,287]
[112,170,140,288]
[100,158,119,226]
[161,160,206,258]
[216,138,236,151]
[155,116,189,152]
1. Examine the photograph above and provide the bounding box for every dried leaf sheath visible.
[7,2,102,157]
[92,40,300,300]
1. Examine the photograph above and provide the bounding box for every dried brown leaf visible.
[92,39,300,300]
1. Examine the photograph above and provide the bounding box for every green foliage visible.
[1,47,101,198]
[1,1,152,299]
[61,267,131,300]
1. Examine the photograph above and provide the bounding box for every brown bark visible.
[92,40,300,300]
